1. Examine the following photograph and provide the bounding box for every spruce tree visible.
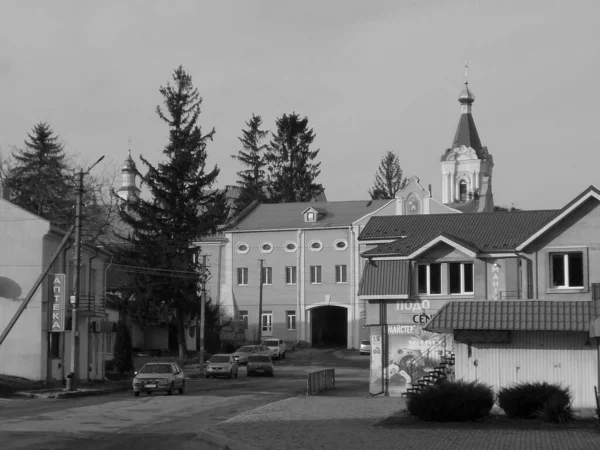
[118,66,228,359]
[265,113,324,203]
[368,151,407,199]
[113,320,134,374]
[230,114,269,215]
[5,123,74,228]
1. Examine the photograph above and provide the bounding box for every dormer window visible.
[302,206,324,223]
[307,212,315,222]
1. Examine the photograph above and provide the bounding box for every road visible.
[0,348,370,449]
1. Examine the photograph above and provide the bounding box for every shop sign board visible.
[454,330,510,343]
[49,274,66,332]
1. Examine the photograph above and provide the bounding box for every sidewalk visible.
[199,396,600,450]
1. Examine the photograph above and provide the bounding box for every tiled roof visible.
[229,200,391,231]
[357,260,410,297]
[424,301,592,333]
[360,209,559,256]
[451,113,485,158]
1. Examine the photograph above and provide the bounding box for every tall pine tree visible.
[5,123,75,228]
[264,113,324,203]
[368,151,407,199]
[230,114,268,215]
[117,66,228,359]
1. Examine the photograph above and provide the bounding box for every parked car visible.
[232,345,271,365]
[262,338,286,359]
[247,355,274,377]
[205,354,238,379]
[132,362,185,396]
[360,340,371,355]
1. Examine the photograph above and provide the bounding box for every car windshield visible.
[248,355,271,362]
[263,340,278,346]
[210,356,230,363]
[139,364,172,374]
[362,340,370,345]
[237,346,255,353]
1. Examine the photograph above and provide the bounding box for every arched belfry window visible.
[459,180,468,202]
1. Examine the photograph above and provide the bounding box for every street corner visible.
[197,429,262,450]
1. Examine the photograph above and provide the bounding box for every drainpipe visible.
[348,226,355,350]
[87,247,99,382]
[216,241,223,313]
[296,229,302,345]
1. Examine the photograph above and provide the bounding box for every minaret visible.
[440,63,494,211]
[117,148,141,203]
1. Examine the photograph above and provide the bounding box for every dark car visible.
[232,345,271,365]
[247,354,274,377]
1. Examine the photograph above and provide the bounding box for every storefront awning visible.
[358,260,410,300]
[424,300,593,334]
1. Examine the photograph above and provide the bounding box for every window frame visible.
[239,310,249,330]
[286,310,296,330]
[310,265,322,284]
[259,242,274,254]
[285,266,297,285]
[262,267,273,285]
[417,263,442,295]
[448,262,474,295]
[283,241,297,252]
[547,247,588,293]
[334,239,348,251]
[236,242,250,254]
[237,267,248,286]
[309,240,323,252]
[335,264,347,284]
[261,311,273,336]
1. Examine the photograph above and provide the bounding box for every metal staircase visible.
[401,335,455,398]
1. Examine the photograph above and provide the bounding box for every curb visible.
[14,382,132,399]
[197,430,261,450]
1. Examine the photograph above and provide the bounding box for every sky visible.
[1,0,599,211]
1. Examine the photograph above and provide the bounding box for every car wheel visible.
[167,383,173,395]
[228,370,233,379]
[282,352,286,360]
[234,370,238,379]
[178,381,185,395]
[134,391,140,397]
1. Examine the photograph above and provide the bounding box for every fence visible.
[306,369,335,395]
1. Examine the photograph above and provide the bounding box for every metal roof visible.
[229,200,391,231]
[357,260,410,298]
[424,301,593,333]
[360,209,559,256]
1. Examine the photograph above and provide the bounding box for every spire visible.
[117,144,140,201]
[458,62,475,106]
[451,62,483,155]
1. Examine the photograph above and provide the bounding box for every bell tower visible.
[117,148,141,203]
[441,64,494,211]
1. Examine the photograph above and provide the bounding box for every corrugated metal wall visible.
[455,331,598,408]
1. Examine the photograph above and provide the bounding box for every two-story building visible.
[358,186,600,407]
[0,189,112,385]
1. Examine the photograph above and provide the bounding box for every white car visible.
[262,338,286,360]
[360,340,371,355]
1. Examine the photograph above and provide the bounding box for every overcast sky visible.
[1,0,599,210]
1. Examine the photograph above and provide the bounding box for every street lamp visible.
[65,155,105,391]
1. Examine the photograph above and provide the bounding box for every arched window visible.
[459,180,468,202]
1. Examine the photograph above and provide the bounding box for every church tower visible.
[117,149,140,203]
[441,65,494,212]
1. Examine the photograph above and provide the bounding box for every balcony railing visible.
[492,291,521,301]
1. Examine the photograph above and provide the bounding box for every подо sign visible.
[49,274,66,332]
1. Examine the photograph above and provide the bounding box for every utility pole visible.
[66,156,104,392]
[198,254,207,368]
[257,259,264,344]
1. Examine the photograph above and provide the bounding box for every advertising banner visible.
[369,324,449,397]
[48,274,67,332]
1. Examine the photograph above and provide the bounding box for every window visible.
[306,212,315,222]
[261,311,273,335]
[285,266,297,285]
[459,180,468,202]
[286,311,296,330]
[551,252,584,288]
[237,268,248,286]
[239,310,248,330]
[236,242,249,254]
[417,263,442,294]
[284,241,297,252]
[262,267,272,285]
[309,240,323,252]
[449,262,474,294]
[335,265,347,283]
[260,242,273,253]
[310,265,322,284]
[334,239,348,250]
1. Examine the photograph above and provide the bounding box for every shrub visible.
[540,389,574,423]
[113,321,134,374]
[406,379,495,422]
[104,359,115,373]
[497,382,571,420]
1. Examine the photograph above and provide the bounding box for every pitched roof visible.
[360,209,559,256]
[451,113,486,158]
[229,200,391,231]
[357,260,410,298]
[424,300,593,333]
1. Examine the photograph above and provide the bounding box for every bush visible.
[406,379,494,422]
[497,382,572,420]
[540,390,574,423]
[113,321,134,374]
[104,359,115,373]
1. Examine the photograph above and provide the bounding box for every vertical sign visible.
[49,274,66,332]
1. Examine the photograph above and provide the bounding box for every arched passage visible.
[310,305,347,348]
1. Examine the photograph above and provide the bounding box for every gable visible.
[415,242,476,262]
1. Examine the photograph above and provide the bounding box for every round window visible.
[236,243,249,254]
[284,242,297,252]
[334,240,348,250]
[309,240,323,251]
[260,242,273,253]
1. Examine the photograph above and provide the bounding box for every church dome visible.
[122,150,136,172]
[458,82,475,105]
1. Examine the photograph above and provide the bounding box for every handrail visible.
[492,291,521,301]
[407,334,452,382]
